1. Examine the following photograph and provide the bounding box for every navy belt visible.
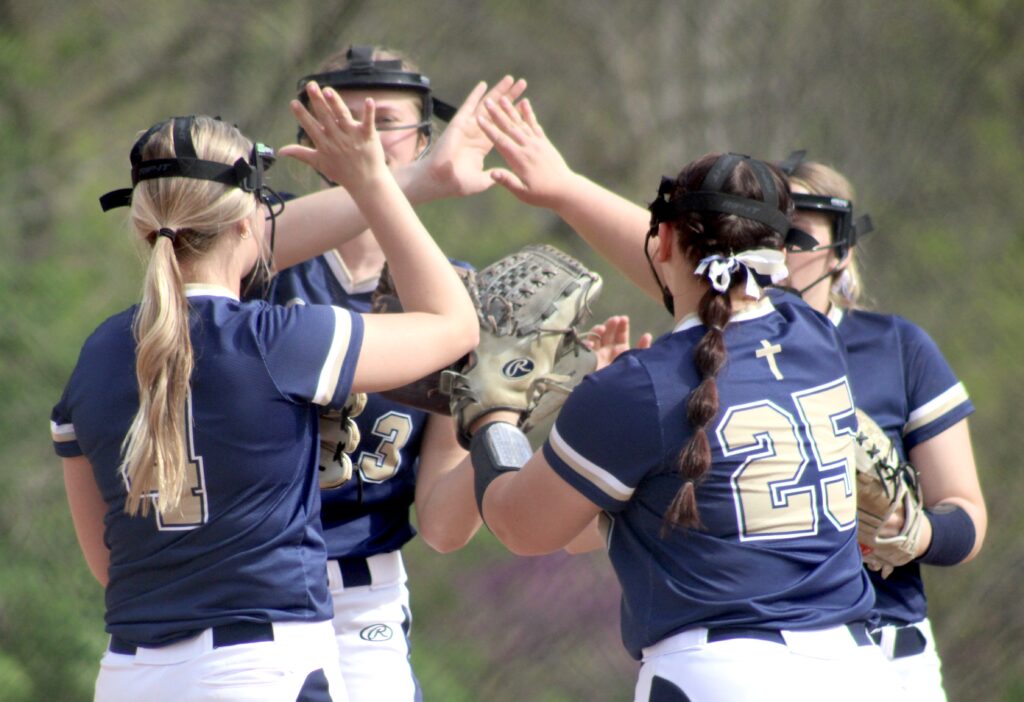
[707,622,872,647]
[870,623,928,659]
[335,556,372,588]
[109,621,275,656]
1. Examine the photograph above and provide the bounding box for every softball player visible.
[53,91,478,702]
[463,152,902,701]
[267,46,524,702]
[784,157,986,701]
[479,96,982,698]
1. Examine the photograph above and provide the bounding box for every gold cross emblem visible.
[756,339,784,380]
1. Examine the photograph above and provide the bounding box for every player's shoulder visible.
[79,306,137,356]
[570,350,659,408]
[842,308,939,351]
[765,288,832,327]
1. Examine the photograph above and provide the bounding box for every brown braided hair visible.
[659,153,793,531]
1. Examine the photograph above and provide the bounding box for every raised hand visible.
[417,76,528,199]
[477,96,576,209]
[278,81,387,195]
[586,315,653,370]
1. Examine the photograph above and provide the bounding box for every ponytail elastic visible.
[157,228,177,242]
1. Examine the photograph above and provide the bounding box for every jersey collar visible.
[672,295,777,333]
[325,250,381,295]
[827,304,845,327]
[184,283,240,300]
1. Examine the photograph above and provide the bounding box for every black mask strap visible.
[295,44,455,144]
[172,117,197,160]
[100,116,276,211]
[646,154,791,315]
[778,149,807,176]
[667,153,792,237]
[645,176,678,315]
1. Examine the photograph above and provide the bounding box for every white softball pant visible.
[326,550,420,702]
[95,619,346,702]
[872,617,946,702]
[634,623,905,702]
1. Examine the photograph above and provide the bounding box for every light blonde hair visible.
[789,161,865,309]
[121,116,258,516]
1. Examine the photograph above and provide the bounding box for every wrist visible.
[469,410,523,436]
[395,160,440,205]
[342,169,395,203]
[542,170,585,215]
[469,421,532,518]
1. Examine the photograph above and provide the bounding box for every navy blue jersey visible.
[51,286,364,646]
[267,252,429,559]
[831,307,974,624]
[544,291,874,659]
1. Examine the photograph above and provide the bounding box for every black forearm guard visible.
[919,503,976,566]
[469,421,533,516]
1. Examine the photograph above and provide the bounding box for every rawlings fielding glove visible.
[371,262,479,415]
[446,244,603,448]
[318,392,367,489]
[853,408,925,578]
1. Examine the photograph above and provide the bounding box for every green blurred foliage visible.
[2,1,1022,700]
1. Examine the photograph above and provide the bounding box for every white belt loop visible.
[367,550,404,590]
[641,628,709,660]
[877,625,898,659]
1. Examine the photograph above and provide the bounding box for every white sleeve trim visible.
[50,420,77,443]
[904,382,970,435]
[312,307,354,406]
[549,424,634,502]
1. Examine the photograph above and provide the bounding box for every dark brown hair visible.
[662,153,792,532]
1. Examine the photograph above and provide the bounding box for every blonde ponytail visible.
[119,116,258,516]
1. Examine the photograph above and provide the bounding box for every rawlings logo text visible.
[359,624,394,642]
[502,358,535,378]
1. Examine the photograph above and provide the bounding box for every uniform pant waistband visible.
[870,621,929,659]
[328,550,404,590]
[109,621,274,656]
[705,622,872,647]
[643,622,873,660]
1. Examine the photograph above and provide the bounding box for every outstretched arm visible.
[478,97,661,302]
[283,82,478,392]
[479,430,601,557]
[271,77,527,271]
[414,416,482,553]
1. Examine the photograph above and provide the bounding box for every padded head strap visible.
[296,45,455,124]
[650,153,791,235]
[99,116,275,211]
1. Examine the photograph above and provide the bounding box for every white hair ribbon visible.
[694,249,789,299]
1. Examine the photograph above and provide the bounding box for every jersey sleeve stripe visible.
[313,307,354,405]
[903,382,970,435]
[50,420,77,443]
[549,424,634,502]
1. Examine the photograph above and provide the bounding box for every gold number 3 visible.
[357,411,414,482]
[717,377,857,540]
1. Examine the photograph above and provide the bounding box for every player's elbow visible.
[452,313,479,357]
[418,522,475,554]
[487,520,560,557]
